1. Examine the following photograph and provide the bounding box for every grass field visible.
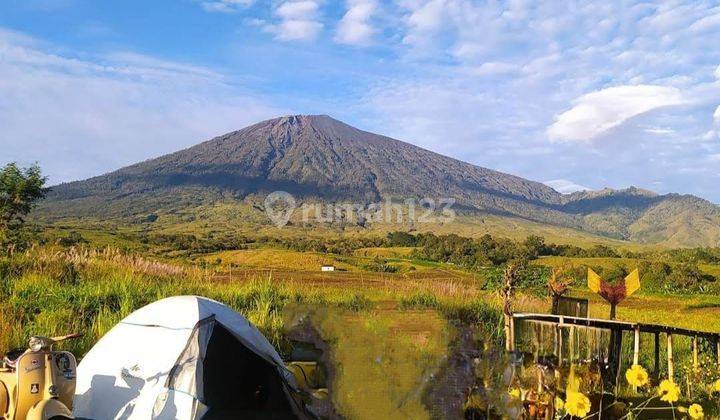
[0,245,499,418]
[2,244,720,417]
[301,306,451,419]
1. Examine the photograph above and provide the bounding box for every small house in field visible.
[320,265,335,272]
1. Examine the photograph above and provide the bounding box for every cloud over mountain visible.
[547,85,686,142]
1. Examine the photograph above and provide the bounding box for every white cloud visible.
[0,29,286,184]
[544,179,592,194]
[702,130,718,141]
[689,12,720,32]
[266,1,323,41]
[714,105,720,124]
[200,0,253,13]
[643,127,675,135]
[244,18,265,27]
[547,85,686,142]
[335,0,377,46]
[468,61,519,77]
[357,1,720,201]
[400,0,449,47]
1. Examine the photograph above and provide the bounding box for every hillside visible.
[35,115,720,247]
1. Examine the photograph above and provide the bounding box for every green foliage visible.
[260,235,387,255]
[637,260,672,290]
[522,235,548,259]
[666,263,717,293]
[336,293,372,311]
[412,233,523,268]
[0,162,48,249]
[398,292,439,309]
[56,231,88,247]
[592,260,718,294]
[661,247,720,265]
[0,163,47,229]
[439,299,503,342]
[386,231,418,247]
[409,232,629,272]
[362,256,398,273]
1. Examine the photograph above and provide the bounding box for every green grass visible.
[0,247,397,356]
[0,245,498,419]
[304,306,451,420]
[3,245,720,418]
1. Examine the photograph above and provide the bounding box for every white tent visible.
[73,296,308,420]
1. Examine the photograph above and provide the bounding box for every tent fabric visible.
[166,315,215,401]
[73,296,302,420]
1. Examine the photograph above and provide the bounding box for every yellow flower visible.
[713,379,720,393]
[555,396,564,411]
[565,391,591,418]
[508,387,521,399]
[625,364,649,387]
[658,379,680,403]
[688,403,704,419]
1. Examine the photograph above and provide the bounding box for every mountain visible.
[35,115,720,247]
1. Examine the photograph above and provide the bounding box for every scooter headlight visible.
[28,336,49,352]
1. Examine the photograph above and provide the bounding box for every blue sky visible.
[1,0,719,202]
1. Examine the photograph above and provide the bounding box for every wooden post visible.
[569,325,576,364]
[510,316,515,352]
[633,325,640,366]
[610,328,623,387]
[654,332,660,381]
[693,336,699,371]
[533,323,540,362]
[504,314,512,352]
[667,334,674,380]
[558,319,564,366]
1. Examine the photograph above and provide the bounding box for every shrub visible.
[399,292,439,309]
[666,263,716,293]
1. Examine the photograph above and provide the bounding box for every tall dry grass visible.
[2,246,496,357]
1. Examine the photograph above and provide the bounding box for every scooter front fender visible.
[26,399,73,420]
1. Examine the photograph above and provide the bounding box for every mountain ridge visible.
[36,115,720,247]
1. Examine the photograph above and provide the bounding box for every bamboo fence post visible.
[558,318,564,366]
[633,325,640,366]
[569,325,576,364]
[667,334,674,380]
[693,336,699,371]
[510,316,515,352]
[504,314,513,352]
[533,322,540,362]
[654,332,660,381]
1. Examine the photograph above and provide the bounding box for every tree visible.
[0,162,48,239]
[522,235,547,259]
[548,261,575,314]
[501,259,526,351]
